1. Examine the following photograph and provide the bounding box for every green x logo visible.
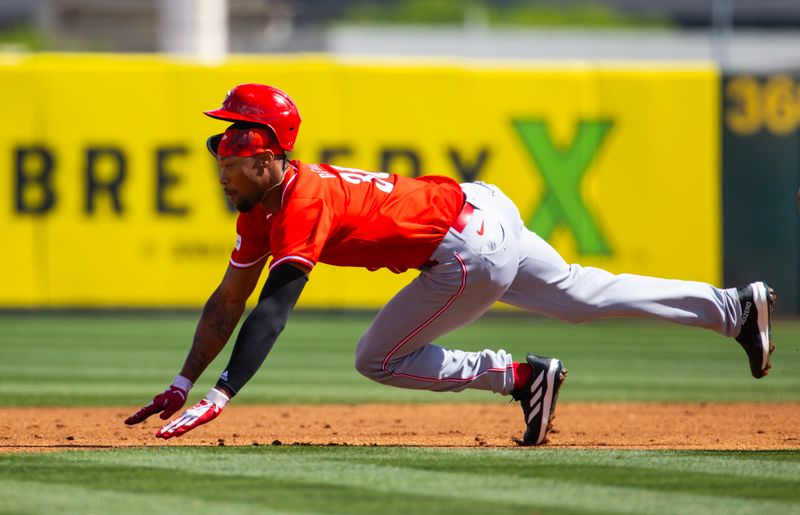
[512,119,614,256]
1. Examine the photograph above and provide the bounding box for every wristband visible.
[172,374,194,392]
[206,388,230,408]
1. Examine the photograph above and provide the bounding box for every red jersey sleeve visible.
[269,197,335,271]
[229,209,272,269]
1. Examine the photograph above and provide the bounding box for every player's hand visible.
[156,388,230,439]
[124,375,193,425]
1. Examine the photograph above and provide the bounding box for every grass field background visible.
[1,312,799,514]
[1,312,799,405]
[3,447,800,514]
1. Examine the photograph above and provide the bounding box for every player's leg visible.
[500,228,741,334]
[355,183,522,395]
[500,228,775,377]
[355,221,565,444]
[355,256,514,394]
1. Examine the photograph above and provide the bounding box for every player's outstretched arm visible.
[125,262,265,425]
[179,263,268,383]
[155,263,309,439]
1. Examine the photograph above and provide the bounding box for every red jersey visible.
[230,161,464,273]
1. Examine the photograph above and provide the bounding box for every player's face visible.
[217,155,267,212]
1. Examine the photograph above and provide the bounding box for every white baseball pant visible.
[354,181,742,395]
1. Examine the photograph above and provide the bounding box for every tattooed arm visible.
[124,263,265,426]
[179,263,267,383]
[150,263,307,439]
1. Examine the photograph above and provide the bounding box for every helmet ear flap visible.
[206,133,223,158]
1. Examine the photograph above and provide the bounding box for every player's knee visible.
[353,352,372,377]
[354,343,387,381]
[547,264,611,323]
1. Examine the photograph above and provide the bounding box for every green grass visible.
[2,312,799,514]
[1,446,800,514]
[341,0,674,29]
[0,312,798,406]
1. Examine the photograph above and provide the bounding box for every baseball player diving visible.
[125,83,776,445]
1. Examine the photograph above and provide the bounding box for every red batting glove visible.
[124,375,193,425]
[156,388,229,439]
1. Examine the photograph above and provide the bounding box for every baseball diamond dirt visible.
[2,402,799,453]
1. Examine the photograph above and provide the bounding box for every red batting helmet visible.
[204,84,301,152]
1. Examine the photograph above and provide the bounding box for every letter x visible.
[512,119,613,256]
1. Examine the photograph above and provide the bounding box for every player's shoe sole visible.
[735,281,776,379]
[511,354,567,446]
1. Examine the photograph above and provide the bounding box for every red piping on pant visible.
[380,253,508,384]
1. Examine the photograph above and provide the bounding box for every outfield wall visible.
[0,55,720,308]
[722,72,800,314]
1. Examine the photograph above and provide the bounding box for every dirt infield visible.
[2,403,799,452]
